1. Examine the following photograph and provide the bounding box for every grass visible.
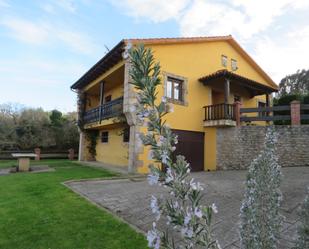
[0,159,147,249]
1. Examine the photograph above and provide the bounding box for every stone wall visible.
[216,126,309,170]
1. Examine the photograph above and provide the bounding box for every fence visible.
[203,103,235,121]
[235,100,309,126]
[0,149,77,160]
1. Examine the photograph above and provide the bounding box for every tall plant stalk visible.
[240,128,283,249]
[129,44,220,249]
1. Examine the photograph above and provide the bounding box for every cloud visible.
[41,0,76,14]
[253,26,309,82]
[111,0,309,40]
[112,0,309,82]
[1,17,49,44]
[110,0,191,23]
[0,0,9,8]
[180,0,309,39]
[54,0,76,13]
[0,16,98,55]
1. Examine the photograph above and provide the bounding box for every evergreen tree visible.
[240,128,283,249]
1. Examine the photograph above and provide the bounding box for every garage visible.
[172,129,205,172]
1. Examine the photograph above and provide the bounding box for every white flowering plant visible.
[129,44,220,249]
[294,187,309,249]
[240,128,284,249]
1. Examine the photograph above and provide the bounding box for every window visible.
[105,95,111,103]
[221,55,228,67]
[258,101,266,117]
[166,77,183,102]
[123,127,130,143]
[101,131,109,143]
[231,59,238,71]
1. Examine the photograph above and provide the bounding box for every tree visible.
[294,187,309,249]
[0,103,79,151]
[50,109,63,127]
[240,128,284,249]
[278,69,309,97]
[129,45,220,249]
[16,108,53,149]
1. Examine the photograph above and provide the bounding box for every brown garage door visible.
[172,129,204,172]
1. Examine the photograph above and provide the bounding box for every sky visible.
[0,0,309,112]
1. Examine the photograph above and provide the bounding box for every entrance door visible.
[172,129,204,172]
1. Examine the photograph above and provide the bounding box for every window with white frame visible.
[166,77,184,102]
[231,59,238,71]
[221,55,228,67]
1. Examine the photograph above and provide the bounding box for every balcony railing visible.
[83,97,123,124]
[203,103,235,121]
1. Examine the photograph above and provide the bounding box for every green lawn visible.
[0,159,147,249]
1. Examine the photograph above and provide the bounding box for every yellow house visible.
[71,35,278,174]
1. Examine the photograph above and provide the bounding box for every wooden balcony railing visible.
[203,103,235,121]
[83,97,123,124]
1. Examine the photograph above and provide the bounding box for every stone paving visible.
[65,167,309,248]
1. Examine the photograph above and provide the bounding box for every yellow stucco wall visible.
[85,82,124,112]
[95,124,129,167]
[136,41,275,173]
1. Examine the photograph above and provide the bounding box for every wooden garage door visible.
[172,129,204,172]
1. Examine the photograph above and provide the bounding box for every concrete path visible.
[66,167,309,248]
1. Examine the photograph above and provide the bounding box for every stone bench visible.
[11,153,37,172]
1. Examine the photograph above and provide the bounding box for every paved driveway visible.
[66,167,309,248]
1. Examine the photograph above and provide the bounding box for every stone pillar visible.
[34,148,41,161]
[234,101,241,126]
[68,148,75,160]
[123,58,144,173]
[78,132,85,161]
[290,100,301,126]
[18,158,30,172]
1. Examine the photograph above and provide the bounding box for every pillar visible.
[234,101,241,126]
[78,132,85,161]
[290,100,301,125]
[68,148,75,160]
[34,148,41,161]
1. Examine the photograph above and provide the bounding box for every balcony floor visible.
[204,119,236,127]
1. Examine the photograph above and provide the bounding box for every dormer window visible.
[221,55,228,67]
[231,59,238,71]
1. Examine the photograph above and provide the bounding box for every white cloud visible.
[112,0,309,82]
[41,0,76,14]
[54,0,76,13]
[110,0,191,23]
[253,26,309,82]
[180,0,309,39]
[56,30,98,55]
[0,16,98,55]
[0,0,9,8]
[1,17,49,44]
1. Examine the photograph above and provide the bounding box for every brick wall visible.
[216,126,309,170]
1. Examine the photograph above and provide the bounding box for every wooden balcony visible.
[83,97,123,124]
[203,103,236,127]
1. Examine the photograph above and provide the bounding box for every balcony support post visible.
[224,78,230,118]
[99,81,105,123]
[224,78,230,104]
